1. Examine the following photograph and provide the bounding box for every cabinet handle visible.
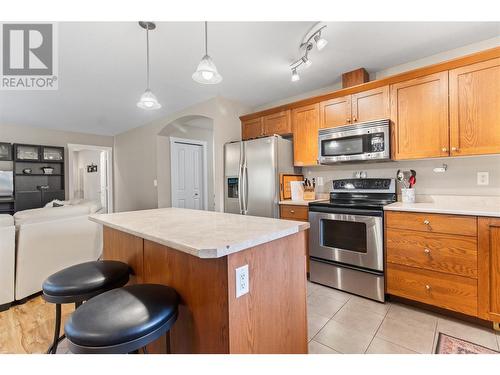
[290,210,295,213]
[425,285,431,291]
[353,116,357,122]
[441,147,448,152]
[423,220,430,225]
[346,118,351,123]
[451,147,459,152]
[424,248,431,255]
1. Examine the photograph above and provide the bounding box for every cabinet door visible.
[478,217,500,323]
[292,103,320,166]
[319,96,351,129]
[263,110,291,136]
[390,72,449,160]
[351,85,390,123]
[241,117,263,140]
[449,58,500,156]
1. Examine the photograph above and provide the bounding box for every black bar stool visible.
[64,284,179,354]
[42,260,130,354]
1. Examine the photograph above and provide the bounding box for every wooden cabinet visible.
[241,111,291,140]
[241,117,263,140]
[478,217,500,324]
[449,58,500,157]
[263,110,291,136]
[291,103,320,166]
[386,211,480,318]
[351,85,390,123]
[319,96,351,129]
[319,86,390,129]
[390,72,449,160]
[279,204,310,274]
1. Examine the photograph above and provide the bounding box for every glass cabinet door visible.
[42,147,64,161]
[16,145,40,161]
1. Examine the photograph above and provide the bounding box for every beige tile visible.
[308,311,330,341]
[366,337,418,354]
[386,303,438,331]
[342,295,390,317]
[308,340,340,354]
[307,293,346,319]
[436,317,499,351]
[332,303,385,336]
[309,283,352,303]
[314,320,374,354]
[376,317,435,353]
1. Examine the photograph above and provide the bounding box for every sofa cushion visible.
[0,214,14,227]
[14,205,91,226]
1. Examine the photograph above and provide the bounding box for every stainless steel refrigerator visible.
[224,135,294,218]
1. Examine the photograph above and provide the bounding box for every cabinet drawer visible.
[279,205,308,221]
[386,211,477,236]
[387,263,478,316]
[386,228,477,278]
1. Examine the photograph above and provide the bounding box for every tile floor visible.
[306,281,500,354]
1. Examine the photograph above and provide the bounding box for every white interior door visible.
[171,141,204,209]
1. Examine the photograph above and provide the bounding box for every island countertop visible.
[90,207,310,259]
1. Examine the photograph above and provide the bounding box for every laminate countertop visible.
[384,195,500,217]
[90,207,310,259]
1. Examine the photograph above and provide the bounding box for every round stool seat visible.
[42,260,130,303]
[65,284,179,354]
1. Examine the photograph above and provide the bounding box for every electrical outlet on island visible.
[235,264,249,298]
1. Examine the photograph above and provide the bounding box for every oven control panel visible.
[332,178,394,192]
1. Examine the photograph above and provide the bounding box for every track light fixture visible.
[289,24,328,82]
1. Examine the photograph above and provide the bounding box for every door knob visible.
[194,193,199,196]
[441,147,448,152]
[424,248,431,255]
[425,285,431,291]
[290,210,295,213]
[423,220,430,225]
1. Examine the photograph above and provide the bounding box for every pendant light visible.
[192,22,222,84]
[137,21,161,110]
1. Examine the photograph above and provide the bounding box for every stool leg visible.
[47,304,61,354]
[166,331,171,354]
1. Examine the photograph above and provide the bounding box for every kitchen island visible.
[89,208,309,354]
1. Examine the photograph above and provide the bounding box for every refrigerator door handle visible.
[237,163,244,214]
[243,164,249,215]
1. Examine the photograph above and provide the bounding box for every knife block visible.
[303,187,315,201]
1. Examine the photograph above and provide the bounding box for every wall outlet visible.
[477,172,489,186]
[235,264,249,298]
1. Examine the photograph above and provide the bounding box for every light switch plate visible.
[477,172,489,186]
[235,264,249,298]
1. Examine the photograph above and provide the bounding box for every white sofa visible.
[13,200,103,301]
[0,214,15,310]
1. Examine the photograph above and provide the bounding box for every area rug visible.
[435,333,499,354]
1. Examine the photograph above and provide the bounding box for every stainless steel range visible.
[308,178,396,302]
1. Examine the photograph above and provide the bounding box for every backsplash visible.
[303,155,500,197]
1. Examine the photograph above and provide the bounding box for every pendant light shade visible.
[137,89,161,109]
[193,22,222,85]
[137,21,161,110]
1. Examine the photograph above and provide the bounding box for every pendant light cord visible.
[146,26,150,90]
[204,21,208,56]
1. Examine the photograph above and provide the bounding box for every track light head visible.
[301,56,312,68]
[314,32,328,51]
[291,68,300,82]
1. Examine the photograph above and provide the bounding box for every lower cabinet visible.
[478,217,500,324]
[386,211,500,326]
[280,204,310,274]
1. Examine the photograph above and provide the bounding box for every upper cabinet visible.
[390,72,449,160]
[263,110,292,136]
[449,58,500,157]
[241,110,291,140]
[292,103,320,166]
[319,86,389,129]
[319,96,351,129]
[241,117,264,140]
[351,85,390,123]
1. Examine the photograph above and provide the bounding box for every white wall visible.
[114,96,250,212]
[0,123,114,200]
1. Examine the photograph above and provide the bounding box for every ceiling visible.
[1,22,498,136]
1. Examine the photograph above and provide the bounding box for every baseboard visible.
[0,302,12,312]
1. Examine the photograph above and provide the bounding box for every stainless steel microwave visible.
[318,119,390,164]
